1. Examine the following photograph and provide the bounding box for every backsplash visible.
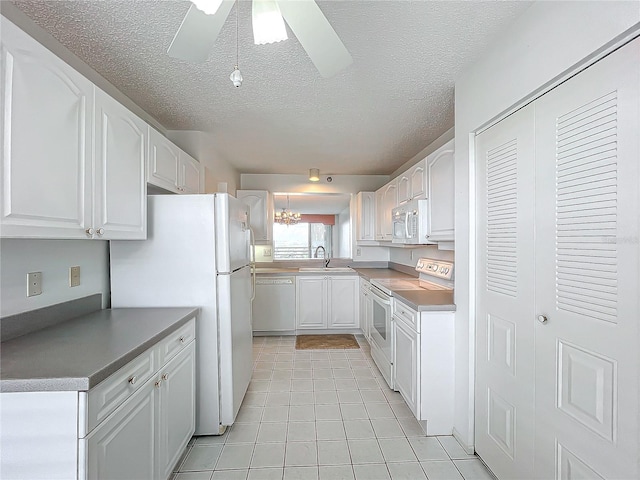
[389,245,454,267]
[0,239,110,317]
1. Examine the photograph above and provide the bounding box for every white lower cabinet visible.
[85,379,156,480]
[359,279,373,341]
[392,299,454,435]
[393,316,419,415]
[0,318,196,480]
[82,334,195,480]
[296,275,359,330]
[157,345,196,480]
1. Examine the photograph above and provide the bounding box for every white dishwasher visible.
[252,276,296,334]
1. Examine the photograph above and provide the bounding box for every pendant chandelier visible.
[274,195,301,225]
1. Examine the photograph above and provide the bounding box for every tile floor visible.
[172,335,496,480]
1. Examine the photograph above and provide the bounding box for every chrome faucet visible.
[314,246,326,259]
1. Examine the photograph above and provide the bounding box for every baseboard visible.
[452,427,475,455]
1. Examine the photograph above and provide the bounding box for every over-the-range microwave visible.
[391,198,431,244]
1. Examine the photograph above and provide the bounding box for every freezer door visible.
[215,194,251,273]
[218,265,253,425]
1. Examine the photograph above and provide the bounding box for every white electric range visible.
[368,258,453,389]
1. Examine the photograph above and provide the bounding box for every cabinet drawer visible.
[87,348,156,433]
[157,318,196,366]
[394,300,419,332]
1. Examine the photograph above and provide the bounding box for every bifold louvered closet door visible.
[476,37,639,480]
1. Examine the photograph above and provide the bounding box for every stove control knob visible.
[440,267,445,273]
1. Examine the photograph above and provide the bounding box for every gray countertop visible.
[1,307,199,393]
[354,268,455,311]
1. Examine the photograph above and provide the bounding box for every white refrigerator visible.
[110,194,254,435]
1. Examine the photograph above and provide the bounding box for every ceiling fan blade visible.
[167,1,235,63]
[277,0,353,78]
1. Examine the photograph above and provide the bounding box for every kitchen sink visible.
[298,267,354,272]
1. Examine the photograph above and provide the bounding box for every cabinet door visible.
[85,380,156,480]
[0,18,93,238]
[356,192,375,241]
[178,151,201,194]
[427,141,454,241]
[148,128,180,193]
[382,181,397,240]
[393,318,419,417]
[375,189,385,240]
[93,88,147,240]
[157,342,196,480]
[296,277,327,329]
[410,160,426,200]
[397,174,410,204]
[237,191,271,242]
[328,276,358,328]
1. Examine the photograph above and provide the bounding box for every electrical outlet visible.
[264,248,272,256]
[356,248,362,256]
[69,266,81,287]
[27,272,42,297]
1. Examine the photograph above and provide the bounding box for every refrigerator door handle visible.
[249,227,256,301]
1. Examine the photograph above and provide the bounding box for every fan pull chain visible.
[230,0,243,87]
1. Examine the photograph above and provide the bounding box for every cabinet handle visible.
[96,228,105,236]
[85,228,95,236]
[537,315,548,324]
[155,380,162,388]
[128,376,137,385]
[179,336,185,344]
[161,373,169,381]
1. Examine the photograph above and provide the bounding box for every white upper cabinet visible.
[380,179,398,241]
[397,159,427,205]
[426,140,454,241]
[148,129,203,195]
[93,88,147,240]
[0,17,93,238]
[397,173,410,204]
[237,190,273,243]
[375,188,385,240]
[178,151,202,194]
[148,128,180,193]
[409,160,427,200]
[355,192,375,242]
[0,18,147,240]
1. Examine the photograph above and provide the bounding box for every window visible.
[273,222,332,259]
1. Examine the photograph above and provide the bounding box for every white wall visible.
[0,240,110,317]
[453,1,640,450]
[166,130,240,195]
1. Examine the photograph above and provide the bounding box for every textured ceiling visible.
[11,0,532,175]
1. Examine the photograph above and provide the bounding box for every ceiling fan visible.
[167,0,353,78]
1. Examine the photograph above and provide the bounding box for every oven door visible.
[369,285,394,387]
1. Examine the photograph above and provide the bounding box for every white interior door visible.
[475,103,536,479]
[534,38,639,480]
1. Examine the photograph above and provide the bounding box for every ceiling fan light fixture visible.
[309,168,320,182]
[191,0,224,16]
[230,66,243,87]
[252,0,288,45]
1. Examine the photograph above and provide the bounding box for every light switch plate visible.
[27,272,42,297]
[69,266,80,287]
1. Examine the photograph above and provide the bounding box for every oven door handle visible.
[370,286,392,305]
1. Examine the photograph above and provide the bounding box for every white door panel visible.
[218,266,252,425]
[475,103,536,479]
[534,38,639,480]
[216,194,250,273]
